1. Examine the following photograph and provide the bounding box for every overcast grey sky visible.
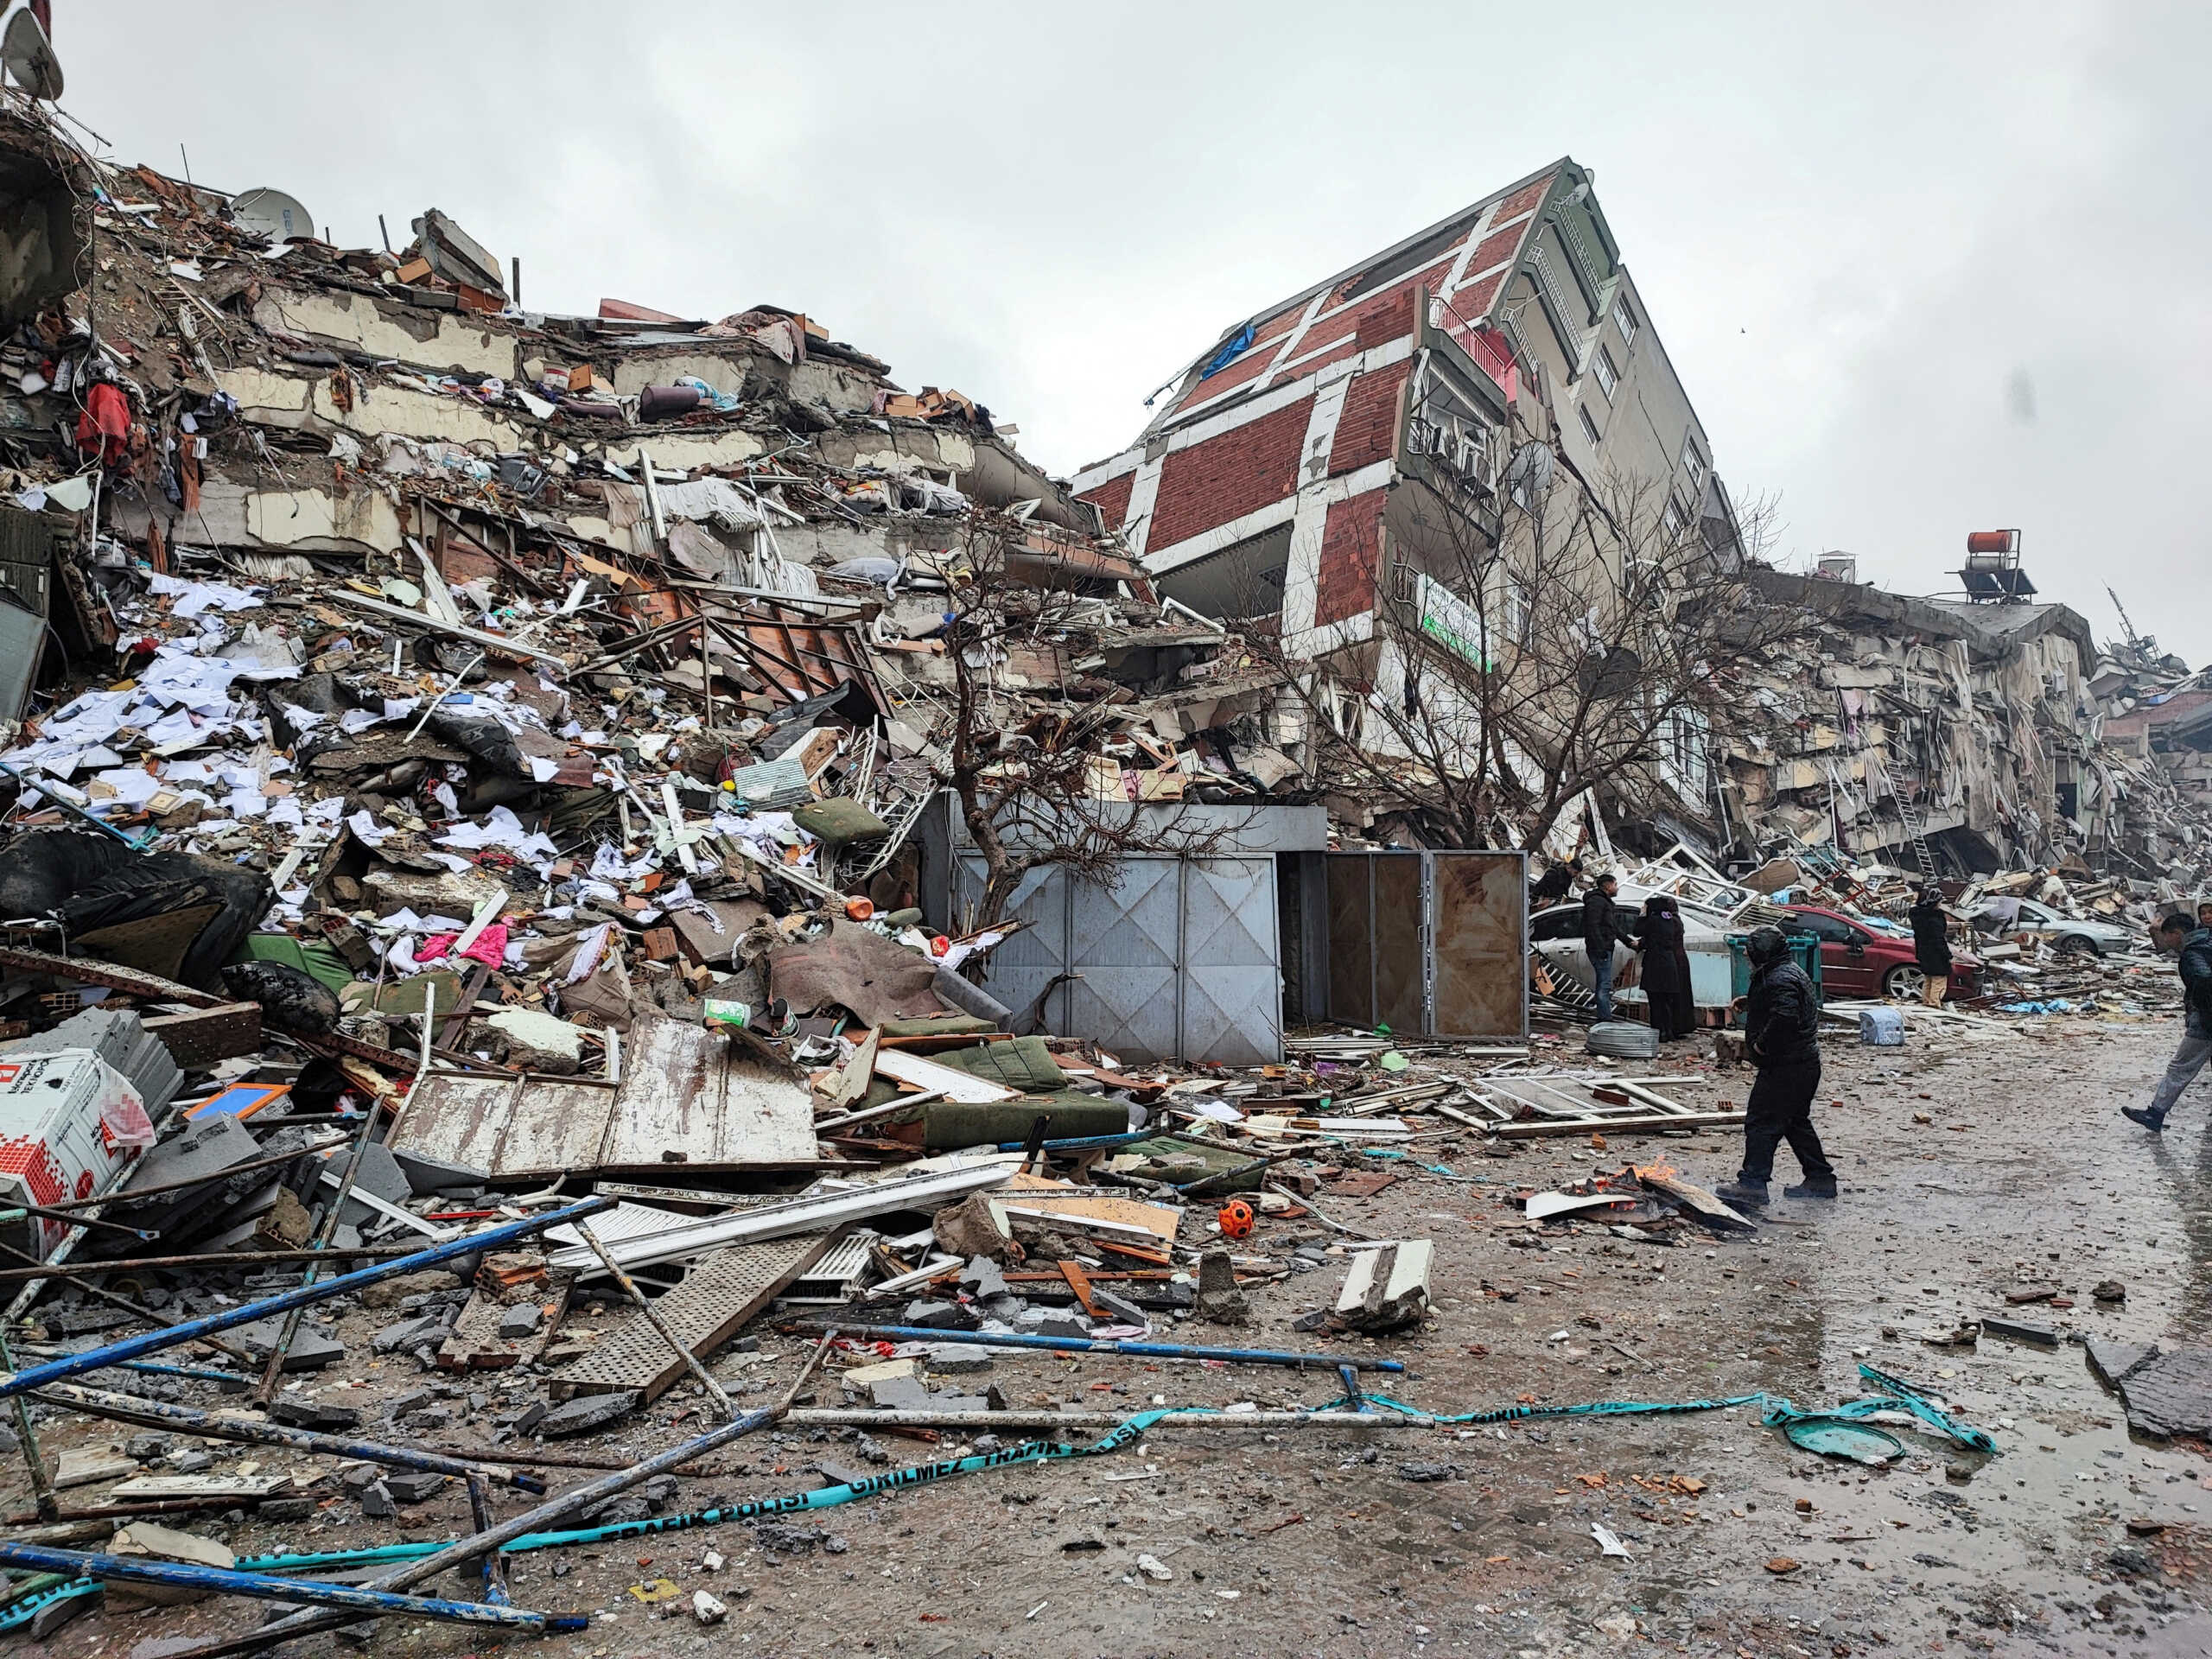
[61,2,2210,659]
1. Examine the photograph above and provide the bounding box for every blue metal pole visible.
[992,1128,1168,1154]
[0,1541,582,1634]
[809,1321,1407,1372]
[178,1336,836,1659]
[0,1197,613,1401]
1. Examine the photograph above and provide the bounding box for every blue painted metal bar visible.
[29,1380,547,1494]
[806,1321,1407,1373]
[178,1338,835,1659]
[992,1127,1167,1154]
[0,1541,582,1634]
[0,1197,613,1401]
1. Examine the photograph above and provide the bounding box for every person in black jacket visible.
[1909,886,1953,1007]
[1637,894,1696,1040]
[2122,912,2212,1131]
[1530,856,1583,910]
[1580,874,1640,1020]
[1717,925,1834,1207]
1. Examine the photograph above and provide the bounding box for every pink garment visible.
[414,923,508,970]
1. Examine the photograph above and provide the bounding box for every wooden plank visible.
[1493,1110,1745,1141]
[0,946,220,1007]
[1058,1258,1102,1318]
[390,1072,613,1179]
[872,1046,1019,1104]
[594,1015,817,1173]
[141,1001,263,1067]
[552,1234,830,1402]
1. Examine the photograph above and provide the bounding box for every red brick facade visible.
[1329,362,1411,475]
[1078,470,1133,533]
[1146,393,1313,550]
[1462,225,1528,282]
[1313,492,1386,626]
[1492,175,1553,221]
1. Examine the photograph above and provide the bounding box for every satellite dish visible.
[2,7,61,101]
[231,188,316,245]
[1503,440,1554,503]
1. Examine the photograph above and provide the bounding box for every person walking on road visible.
[1637,893,1696,1040]
[1581,873,1640,1020]
[2121,911,2212,1133]
[1716,925,1835,1207]
[1909,885,1953,1008]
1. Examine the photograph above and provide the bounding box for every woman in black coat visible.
[1637,894,1697,1039]
[1909,886,1953,1007]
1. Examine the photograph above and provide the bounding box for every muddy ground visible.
[15,1012,2212,1659]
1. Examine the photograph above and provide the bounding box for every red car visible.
[1781,905,1983,1001]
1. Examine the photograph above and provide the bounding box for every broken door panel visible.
[1372,854,1425,1034]
[1429,851,1529,1039]
[1319,849,1529,1040]
[1324,855,1374,1026]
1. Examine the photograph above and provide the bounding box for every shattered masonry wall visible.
[1725,576,2128,871]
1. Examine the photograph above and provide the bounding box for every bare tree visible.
[1256,441,1830,857]
[929,518,1231,930]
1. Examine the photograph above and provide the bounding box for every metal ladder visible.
[1869,751,1938,883]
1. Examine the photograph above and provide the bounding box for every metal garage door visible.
[953,854,1282,1065]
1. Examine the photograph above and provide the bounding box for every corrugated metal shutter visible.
[955,855,1281,1065]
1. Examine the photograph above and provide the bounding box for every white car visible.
[1975,898,2136,957]
[1529,889,1736,1008]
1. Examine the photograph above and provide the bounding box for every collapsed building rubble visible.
[0,86,2177,1651]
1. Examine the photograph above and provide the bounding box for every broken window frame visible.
[1680,435,1707,499]
[1592,342,1619,402]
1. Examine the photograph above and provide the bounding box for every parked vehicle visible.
[1530,891,1736,1009]
[1974,898,2135,957]
[1782,904,1983,1000]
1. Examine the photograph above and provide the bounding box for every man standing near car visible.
[1910,886,1953,1007]
[1717,925,1835,1207]
[2121,911,2212,1133]
[1580,873,1640,1020]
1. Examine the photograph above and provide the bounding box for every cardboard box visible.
[0,1050,154,1254]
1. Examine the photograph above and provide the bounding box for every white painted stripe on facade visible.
[1255,291,1330,394]
[1121,455,1166,557]
[1141,497,1297,575]
[1438,203,1498,299]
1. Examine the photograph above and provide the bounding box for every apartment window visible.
[1612,296,1637,346]
[1592,343,1618,401]
[1681,435,1707,498]
[1577,404,1601,446]
[1662,495,1685,539]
